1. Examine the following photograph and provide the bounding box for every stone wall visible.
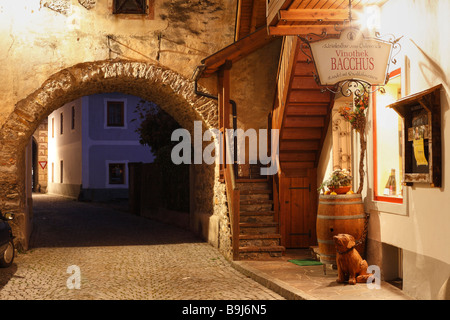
[0,0,236,127]
[0,60,223,251]
[0,1,281,260]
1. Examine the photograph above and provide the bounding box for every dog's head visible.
[333,234,356,251]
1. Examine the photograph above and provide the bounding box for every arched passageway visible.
[0,59,227,253]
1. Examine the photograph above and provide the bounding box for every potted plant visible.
[319,169,353,195]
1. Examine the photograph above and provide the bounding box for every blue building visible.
[47,93,154,201]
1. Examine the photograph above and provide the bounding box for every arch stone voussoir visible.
[0,59,220,251]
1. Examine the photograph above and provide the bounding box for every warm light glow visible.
[374,73,402,198]
[358,6,381,32]
[0,2,39,31]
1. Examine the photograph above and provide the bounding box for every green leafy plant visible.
[319,169,353,192]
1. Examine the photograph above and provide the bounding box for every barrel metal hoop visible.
[318,201,364,205]
[317,214,366,220]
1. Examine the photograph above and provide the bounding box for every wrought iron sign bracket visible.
[295,0,403,97]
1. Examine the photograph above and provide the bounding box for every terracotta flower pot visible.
[329,186,351,194]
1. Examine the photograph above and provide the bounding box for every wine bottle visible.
[383,169,396,196]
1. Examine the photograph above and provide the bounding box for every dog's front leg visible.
[348,272,357,285]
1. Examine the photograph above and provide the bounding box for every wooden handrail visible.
[224,132,240,260]
[272,35,298,132]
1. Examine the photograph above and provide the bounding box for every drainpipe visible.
[192,66,238,177]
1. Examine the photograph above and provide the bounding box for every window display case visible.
[388,84,442,187]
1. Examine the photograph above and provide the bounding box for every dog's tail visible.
[356,260,371,283]
[356,274,372,283]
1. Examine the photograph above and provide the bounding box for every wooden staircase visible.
[276,37,334,176]
[235,178,285,260]
[215,35,334,259]
[269,36,335,249]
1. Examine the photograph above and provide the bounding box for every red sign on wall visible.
[39,161,47,170]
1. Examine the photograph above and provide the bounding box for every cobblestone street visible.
[0,194,284,300]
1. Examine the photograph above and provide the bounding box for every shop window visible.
[109,163,126,185]
[106,101,125,127]
[372,69,403,203]
[113,0,147,14]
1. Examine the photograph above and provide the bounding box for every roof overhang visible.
[195,26,277,79]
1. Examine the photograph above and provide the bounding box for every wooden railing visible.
[224,135,240,260]
[272,35,298,132]
[217,65,241,260]
[270,34,298,238]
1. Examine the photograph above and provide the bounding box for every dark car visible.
[0,210,15,268]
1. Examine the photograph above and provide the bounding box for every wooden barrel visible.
[316,194,366,265]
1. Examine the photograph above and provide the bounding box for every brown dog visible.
[333,234,371,285]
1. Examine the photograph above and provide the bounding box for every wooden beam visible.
[267,0,291,27]
[235,0,243,41]
[250,0,259,33]
[279,9,360,22]
[201,27,275,74]
[268,25,341,36]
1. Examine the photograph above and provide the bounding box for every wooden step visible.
[279,139,320,151]
[239,234,282,249]
[239,189,272,195]
[281,161,315,170]
[236,178,269,183]
[279,151,317,162]
[238,245,285,259]
[240,210,275,216]
[284,115,325,128]
[291,76,322,90]
[240,199,273,206]
[239,234,281,240]
[240,213,275,224]
[239,222,278,228]
[286,104,329,116]
[281,128,322,140]
[294,61,316,76]
[288,89,332,104]
[239,245,285,253]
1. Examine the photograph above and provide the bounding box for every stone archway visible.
[0,59,227,252]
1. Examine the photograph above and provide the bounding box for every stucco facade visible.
[317,0,450,300]
[47,93,155,200]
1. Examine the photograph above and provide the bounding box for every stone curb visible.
[230,261,318,300]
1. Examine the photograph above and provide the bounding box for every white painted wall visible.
[317,0,450,299]
[47,98,83,190]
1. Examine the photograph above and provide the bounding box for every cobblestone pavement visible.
[0,194,284,300]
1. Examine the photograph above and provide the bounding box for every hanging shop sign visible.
[309,28,392,86]
[297,0,403,97]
